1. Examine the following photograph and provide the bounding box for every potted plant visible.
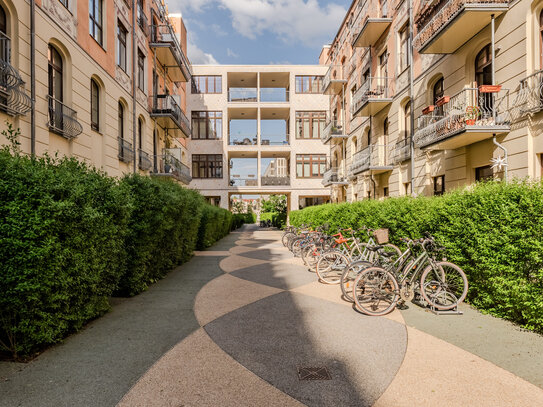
[422,105,435,115]
[465,106,480,125]
[436,96,450,107]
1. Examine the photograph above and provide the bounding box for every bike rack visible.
[413,293,464,316]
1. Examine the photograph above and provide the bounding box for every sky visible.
[169,0,353,65]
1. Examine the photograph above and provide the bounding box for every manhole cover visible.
[297,366,332,381]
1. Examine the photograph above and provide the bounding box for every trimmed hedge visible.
[0,150,233,359]
[260,212,287,228]
[290,181,543,334]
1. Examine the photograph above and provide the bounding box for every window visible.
[398,25,408,72]
[89,0,103,45]
[296,154,327,178]
[433,78,444,115]
[59,0,69,9]
[383,117,389,143]
[48,45,63,102]
[206,196,221,206]
[138,118,143,149]
[137,50,145,91]
[118,102,124,139]
[191,76,222,94]
[192,111,222,139]
[403,101,411,140]
[383,187,389,197]
[404,182,411,195]
[192,154,223,178]
[540,11,543,68]
[90,79,99,131]
[475,165,493,181]
[433,175,445,196]
[295,111,326,139]
[295,76,324,94]
[117,21,128,72]
[475,44,492,87]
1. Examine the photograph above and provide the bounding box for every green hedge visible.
[290,181,543,334]
[260,212,287,228]
[0,150,232,359]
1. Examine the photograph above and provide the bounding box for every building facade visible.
[187,65,332,212]
[1,0,192,184]
[321,0,543,202]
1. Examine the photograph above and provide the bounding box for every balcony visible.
[149,94,191,138]
[350,144,393,175]
[228,88,258,103]
[352,1,392,48]
[118,138,134,164]
[323,65,348,95]
[390,138,411,164]
[261,176,290,186]
[351,77,393,117]
[0,33,31,116]
[322,167,349,187]
[47,96,83,139]
[414,0,509,54]
[137,6,148,34]
[513,70,543,116]
[138,150,152,171]
[260,88,289,102]
[150,24,191,82]
[414,87,511,150]
[230,177,258,187]
[321,120,348,144]
[261,134,289,146]
[153,150,192,185]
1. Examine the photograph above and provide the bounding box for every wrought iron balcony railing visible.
[414,87,511,149]
[350,144,392,175]
[149,94,191,137]
[513,70,543,115]
[323,65,348,93]
[138,149,152,171]
[150,24,192,81]
[118,137,134,163]
[321,120,347,143]
[322,167,347,186]
[352,0,391,47]
[155,151,192,184]
[390,137,411,164]
[261,176,290,186]
[0,33,31,116]
[47,96,83,139]
[351,77,393,116]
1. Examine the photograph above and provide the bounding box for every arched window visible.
[90,79,100,131]
[433,77,444,115]
[118,102,124,140]
[383,117,389,144]
[475,44,492,86]
[48,45,63,102]
[138,118,143,150]
[0,5,6,41]
[404,101,411,140]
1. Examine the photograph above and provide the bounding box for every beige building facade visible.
[321,0,543,202]
[187,65,332,212]
[1,0,192,185]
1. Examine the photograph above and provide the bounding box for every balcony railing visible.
[47,96,83,139]
[230,177,258,187]
[228,88,258,102]
[0,33,31,116]
[137,6,148,34]
[414,87,511,149]
[351,144,392,175]
[138,150,152,171]
[229,135,258,145]
[261,176,290,186]
[322,167,348,186]
[150,24,192,82]
[259,88,289,102]
[323,65,348,94]
[118,138,134,163]
[155,150,192,184]
[321,120,347,143]
[391,137,411,164]
[352,1,392,47]
[149,94,191,138]
[351,77,393,116]
[414,0,510,53]
[261,134,289,145]
[513,70,543,115]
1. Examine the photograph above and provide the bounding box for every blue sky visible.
[169,0,352,65]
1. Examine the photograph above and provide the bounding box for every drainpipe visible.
[30,0,36,157]
[132,0,137,173]
[370,173,376,199]
[491,14,496,122]
[493,134,508,182]
[408,0,415,195]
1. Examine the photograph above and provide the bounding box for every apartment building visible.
[0,0,192,184]
[321,0,543,201]
[187,65,332,211]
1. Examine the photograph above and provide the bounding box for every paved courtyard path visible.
[1,224,543,406]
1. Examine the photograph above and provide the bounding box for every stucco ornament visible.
[490,155,508,172]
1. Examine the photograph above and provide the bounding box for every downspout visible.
[370,173,376,200]
[132,0,137,173]
[408,0,415,195]
[30,0,36,157]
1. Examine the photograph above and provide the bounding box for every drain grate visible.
[297,366,332,381]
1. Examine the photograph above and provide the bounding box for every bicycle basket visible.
[373,228,389,244]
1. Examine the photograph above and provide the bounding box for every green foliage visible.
[290,181,543,334]
[260,212,286,228]
[1,121,22,154]
[261,194,287,214]
[231,199,244,214]
[0,150,232,359]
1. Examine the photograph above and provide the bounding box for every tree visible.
[261,194,287,214]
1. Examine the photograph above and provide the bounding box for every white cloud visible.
[212,24,228,37]
[188,40,219,64]
[227,48,239,58]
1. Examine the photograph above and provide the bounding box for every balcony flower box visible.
[422,105,435,115]
[478,85,502,93]
[435,96,450,107]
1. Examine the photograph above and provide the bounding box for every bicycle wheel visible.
[282,232,294,247]
[383,244,402,260]
[301,244,317,265]
[353,267,399,316]
[304,246,321,272]
[288,236,302,252]
[350,242,370,262]
[419,261,468,310]
[340,260,371,302]
[315,251,349,284]
[292,239,304,257]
